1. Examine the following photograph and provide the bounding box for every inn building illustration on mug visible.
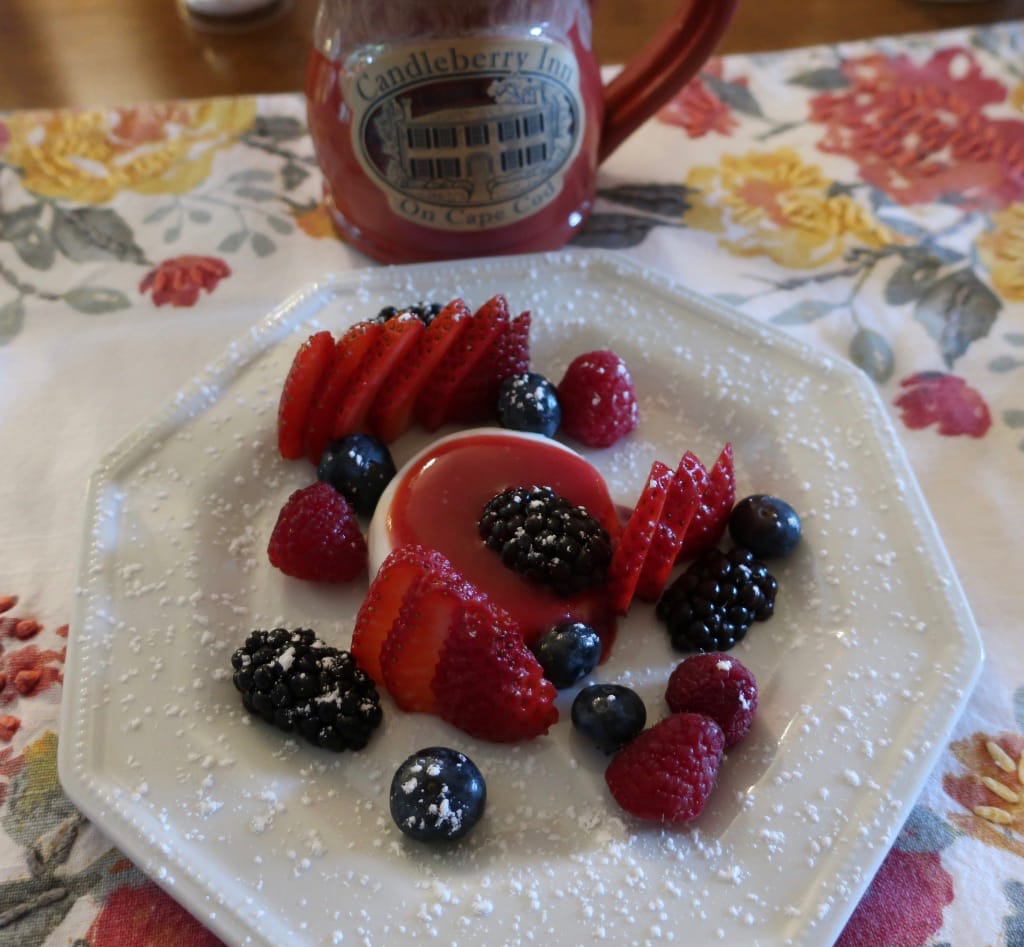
[346,41,583,229]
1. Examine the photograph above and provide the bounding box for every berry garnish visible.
[377,302,443,325]
[416,294,511,431]
[728,494,801,559]
[531,621,602,689]
[478,486,613,597]
[369,299,470,443]
[608,460,675,615]
[231,628,382,751]
[656,546,777,652]
[557,350,639,448]
[665,652,758,748]
[267,482,367,583]
[605,713,725,823]
[351,545,451,685]
[317,433,396,518]
[497,372,561,437]
[635,451,710,602]
[676,443,735,561]
[571,683,647,754]
[277,330,336,460]
[432,598,558,743]
[303,322,381,463]
[390,747,486,842]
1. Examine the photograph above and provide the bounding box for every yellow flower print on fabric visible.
[978,203,1024,302]
[4,99,257,204]
[685,147,896,268]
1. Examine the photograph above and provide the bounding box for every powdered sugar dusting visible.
[65,253,982,947]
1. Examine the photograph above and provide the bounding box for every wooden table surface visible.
[1,0,1022,111]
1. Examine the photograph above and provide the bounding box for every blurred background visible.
[1,0,1021,110]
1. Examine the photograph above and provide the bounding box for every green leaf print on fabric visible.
[914,268,1000,367]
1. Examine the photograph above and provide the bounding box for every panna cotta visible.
[368,428,621,649]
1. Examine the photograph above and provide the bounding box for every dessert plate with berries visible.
[61,250,982,947]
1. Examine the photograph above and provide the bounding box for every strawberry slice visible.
[432,598,558,743]
[634,452,711,602]
[369,300,470,443]
[351,544,449,686]
[608,460,675,615]
[277,330,336,460]
[415,295,511,431]
[444,295,511,424]
[303,321,381,463]
[494,310,531,379]
[332,313,425,439]
[676,443,735,562]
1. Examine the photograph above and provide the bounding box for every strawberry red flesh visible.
[303,321,381,463]
[608,460,675,615]
[332,313,425,440]
[634,451,711,602]
[351,545,449,686]
[369,299,470,443]
[277,330,336,460]
[676,443,735,562]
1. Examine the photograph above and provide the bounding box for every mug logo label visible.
[344,39,584,231]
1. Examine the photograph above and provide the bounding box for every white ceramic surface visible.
[60,250,983,947]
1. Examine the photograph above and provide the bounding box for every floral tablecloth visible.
[2,19,1024,947]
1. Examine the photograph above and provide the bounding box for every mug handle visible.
[598,0,739,162]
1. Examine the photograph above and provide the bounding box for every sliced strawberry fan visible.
[303,321,381,463]
[607,460,675,615]
[675,443,735,562]
[277,330,336,460]
[368,299,470,443]
[634,451,710,602]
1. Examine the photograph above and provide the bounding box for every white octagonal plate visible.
[60,250,982,947]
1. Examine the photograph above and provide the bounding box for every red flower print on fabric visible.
[894,372,992,438]
[658,59,739,138]
[139,255,231,307]
[88,881,226,947]
[836,848,953,947]
[810,48,1024,210]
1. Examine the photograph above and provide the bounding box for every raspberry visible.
[665,652,758,748]
[557,350,639,448]
[267,482,367,583]
[605,712,725,823]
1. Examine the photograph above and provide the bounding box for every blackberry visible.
[376,301,443,326]
[231,628,382,751]
[478,486,612,597]
[656,547,777,653]
[497,372,561,437]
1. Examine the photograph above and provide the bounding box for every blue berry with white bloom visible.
[389,747,486,843]
[497,372,561,437]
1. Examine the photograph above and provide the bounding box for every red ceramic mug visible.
[306,0,737,263]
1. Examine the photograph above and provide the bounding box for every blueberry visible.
[532,622,602,689]
[389,747,486,843]
[571,684,646,754]
[376,302,442,326]
[317,434,396,517]
[497,372,561,437]
[728,494,801,559]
